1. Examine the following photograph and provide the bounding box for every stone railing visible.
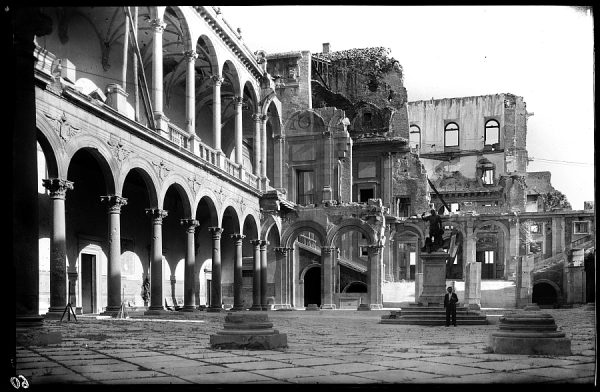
[297,234,319,251]
[197,142,218,166]
[168,122,188,150]
[570,234,592,249]
[223,157,240,179]
[244,171,259,189]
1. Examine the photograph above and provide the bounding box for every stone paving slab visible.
[68,362,142,373]
[252,366,333,380]
[311,362,391,374]
[352,368,446,383]
[283,357,347,367]
[516,365,594,379]
[406,361,496,376]
[180,371,276,384]
[224,360,296,370]
[291,374,383,384]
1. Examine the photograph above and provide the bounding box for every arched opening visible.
[395,231,420,281]
[121,168,154,308]
[266,224,281,307]
[162,184,188,308]
[221,206,240,308]
[242,215,259,308]
[343,281,368,293]
[303,265,321,307]
[475,222,508,280]
[220,60,241,160]
[532,282,559,307]
[67,148,114,314]
[241,82,259,174]
[194,35,218,144]
[195,196,218,307]
[266,101,280,183]
[37,141,52,314]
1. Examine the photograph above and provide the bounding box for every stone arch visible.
[117,159,160,208]
[66,142,117,195]
[242,213,259,239]
[474,219,511,279]
[300,263,321,281]
[195,34,221,77]
[284,109,327,135]
[261,215,282,242]
[327,218,377,247]
[281,220,328,249]
[36,128,61,180]
[342,281,368,293]
[395,223,424,240]
[160,6,193,50]
[261,94,283,133]
[243,79,261,113]
[221,205,241,234]
[532,279,562,305]
[158,174,193,217]
[222,59,242,96]
[195,194,219,227]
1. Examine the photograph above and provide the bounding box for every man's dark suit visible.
[444,292,458,326]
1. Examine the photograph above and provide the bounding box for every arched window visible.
[444,122,459,147]
[409,125,421,149]
[484,119,500,145]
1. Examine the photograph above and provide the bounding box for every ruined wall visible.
[266,51,312,126]
[392,152,429,215]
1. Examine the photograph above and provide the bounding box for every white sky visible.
[221,5,595,210]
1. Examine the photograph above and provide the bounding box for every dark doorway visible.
[81,253,96,313]
[206,279,211,306]
[304,267,321,307]
[532,282,558,306]
[584,251,595,303]
[359,188,374,203]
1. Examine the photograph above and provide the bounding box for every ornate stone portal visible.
[210,312,287,350]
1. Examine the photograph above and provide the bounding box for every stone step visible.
[380,318,488,326]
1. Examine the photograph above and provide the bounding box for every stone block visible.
[305,304,320,311]
[210,312,287,350]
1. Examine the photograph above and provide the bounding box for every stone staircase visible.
[380,303,488,326]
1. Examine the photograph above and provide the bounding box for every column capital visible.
[259,240,270,249]
[42,178,74,199]
[149,18,167,33]
[233,96,244,106]
[183,50,198,61]
[259,114,268,123]
[273,134,286,142]
[252,113,262,122]
[251,239,262,247]
[321,246,336,255]
[211,74,224,86]
[208,226,224,239]
[180,218,199,232]
[231,233,246,242]
[145,208,168,223]
[366,244,384,256]
[101,195,128,213]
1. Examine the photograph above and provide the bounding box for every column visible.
[273,247,291,309]
[260,240,269,310]
[231,233,246,311]
[250,239,262,310]
[14,7,52,328]
[367,245,384,309]
[321,131,333,203]
[321,246,337,309]
[180,218,199,312]
[149,18,168,131]
[184,50,198,141]
[273,135,285,189]
[145,208,168,314]
[121,7,129,88]
[169,275,177,308]
[252,113,261,177]
[100,195,128,315]
[42,179,74,319]
[207,227,224,312]
[211,75,224,153]
[233,96,244,166]
[260,114,268,180]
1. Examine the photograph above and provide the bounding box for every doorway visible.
[81,253,96,313]
[303,266,321,307]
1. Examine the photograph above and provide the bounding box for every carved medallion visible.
[152,160,172,180]
[44,111,81,143]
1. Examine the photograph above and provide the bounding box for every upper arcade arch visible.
[116,159,160,208]
[158,175,193,217]
[65,142,117,195]
[282,220,328,249]
[327,218,377,247]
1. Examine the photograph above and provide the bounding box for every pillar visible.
[273,135,285,190]
[233,96,243,166]
[42,179,74,318]
[252,113,261,177]
[551,216,565,256]
[367,245,384,309]
[250,239,262,310]
[321,246,336,309]
[231,233,246,311]
[260,114,267,179]
[100,195,128,315]
[211,75,224,153]
[145,208,168,314]
[273,247,292,309]
[463,223,481,309]
[180,218,199,312]
[184,50,198,138]
[260,240,269,310]
[207,227,224,311]
[13,7,52,328]
[149,17,168,132]
[169,274,177,307]
[321,131,333,203]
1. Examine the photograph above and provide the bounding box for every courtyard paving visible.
[13,306,596,386]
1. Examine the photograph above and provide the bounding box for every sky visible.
[220,5,594,210]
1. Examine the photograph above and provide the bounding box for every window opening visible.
[484,119,500,145]
[444,122,459,147]
[297,170,315,205]
[359,188,374,203]
[573,221,590,234]
[409,125,421,149]
[482,168,494,185]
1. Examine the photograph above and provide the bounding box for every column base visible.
[273,304,293,310]
[320,304,337,310]
[100,306,121,317]
[249,305,264,311]
[229,306,247,312]
[181,306,198,312]
[369,304,383,310]
[207,306,224,313]
[15,315,44,329]
[144,306,169,316]
[261,305,271,311]
[44,309,68,320]
[466,303,481,310]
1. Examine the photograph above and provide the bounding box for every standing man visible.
[444,286,458,327]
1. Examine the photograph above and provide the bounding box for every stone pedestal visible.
[210,312,287,350]
[489,312,571,355]
[305,304,319,311]
[418,252,449,306]
[357,304,371,311]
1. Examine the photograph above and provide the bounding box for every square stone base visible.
[210,332,287,350]
[489,336,571,355]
